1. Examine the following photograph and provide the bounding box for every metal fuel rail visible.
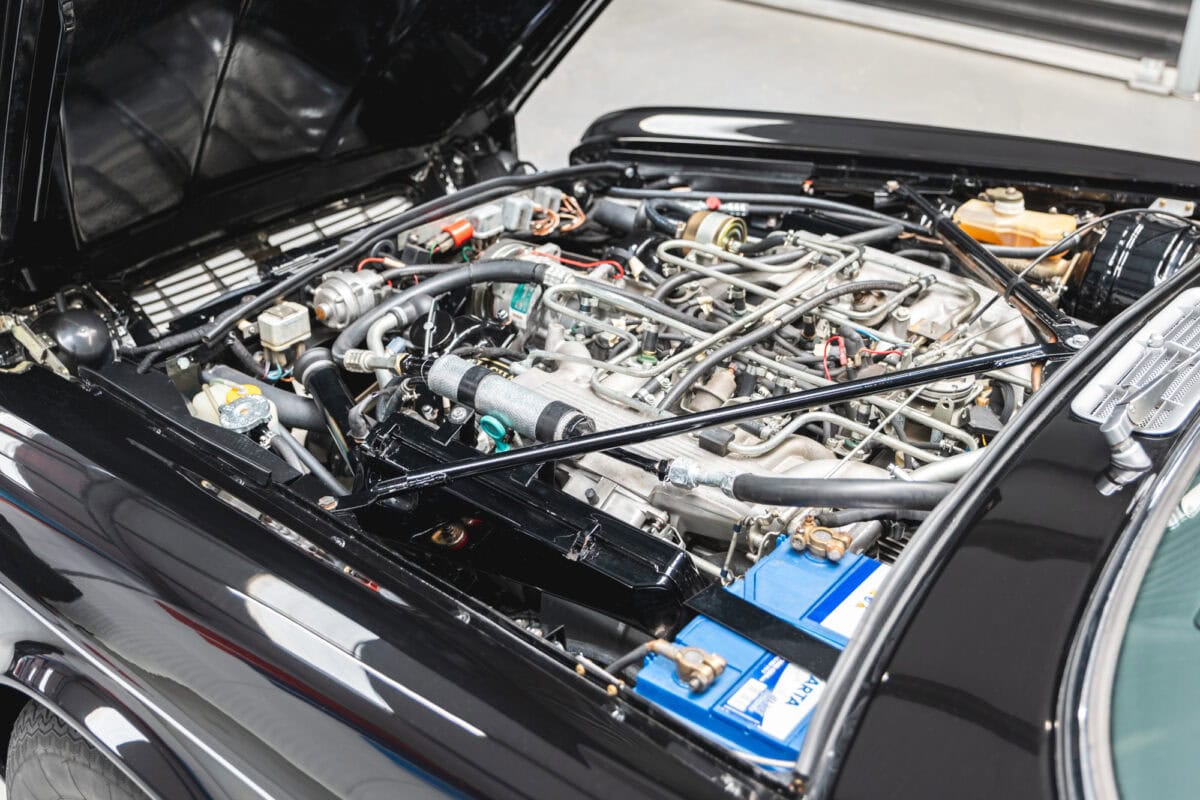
[336,341,1074,509]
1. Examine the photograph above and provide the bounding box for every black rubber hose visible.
[658,279,907,411]
[195,161,630,348]
[736,231,788,256]
[120,327,211,356]
[379,263,461,281]
[271,428,347,496]
[837,222,904,246]
[650,248,811,302]
[815,507,931,527]
[728,476,953,510]
[596,283,724,333]
[295,348,361,476]
[226,335,262,374]
[606,642,653,678]
[332,259,549,362]
[201,365,325,431]
[642,199,694,235]
[606,188,925,233]
[654,263,738,301]
[589,198,638,234]
[983,240,1074,258]
[893,248,952,270]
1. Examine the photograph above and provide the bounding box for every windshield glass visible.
[1110,470,1200,799]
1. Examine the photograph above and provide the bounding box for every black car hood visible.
[0,0,606,278]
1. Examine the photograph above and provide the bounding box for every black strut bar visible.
[336,342,1074,509]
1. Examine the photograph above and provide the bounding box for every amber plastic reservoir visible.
[952,187,1076,251]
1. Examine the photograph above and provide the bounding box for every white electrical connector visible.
[258,301,311,353]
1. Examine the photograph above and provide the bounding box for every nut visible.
[793,516,853,561]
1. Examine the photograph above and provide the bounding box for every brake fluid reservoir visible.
[952,188,1076,252]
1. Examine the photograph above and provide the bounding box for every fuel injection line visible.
[333,341,1076,510]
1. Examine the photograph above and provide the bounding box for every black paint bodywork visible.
[573,106,1200,199]
[1,3,1199,794]
[0,363,769,799]
[0,0,609,286]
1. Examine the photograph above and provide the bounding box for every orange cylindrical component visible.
[952,197,1076,253]
[441,218,475,247]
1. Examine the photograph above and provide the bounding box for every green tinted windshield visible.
[1111,473,1200,799]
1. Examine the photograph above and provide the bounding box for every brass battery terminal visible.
[647,640,727,693]
[792,516,853,562]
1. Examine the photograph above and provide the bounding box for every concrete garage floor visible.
[517,0,1200,168]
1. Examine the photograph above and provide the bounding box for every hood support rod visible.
[336,341,1074,510]
[891,182,1085,343]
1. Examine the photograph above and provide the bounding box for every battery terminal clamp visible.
[792,516,852,561]
[647,640,727,693]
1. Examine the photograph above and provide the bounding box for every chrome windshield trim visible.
[1058,413,1200,800]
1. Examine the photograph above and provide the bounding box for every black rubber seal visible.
[535,400,574,442]
[686,584,841,680]
[457,366,492,404]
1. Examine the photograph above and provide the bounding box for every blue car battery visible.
[633,537,889,766]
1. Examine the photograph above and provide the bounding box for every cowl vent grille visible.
[130,195,410,333]
[1072,287,1200,435]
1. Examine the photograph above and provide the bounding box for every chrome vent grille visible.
[131,195,410,333]
[1072,288,1200,435]
[132,249,259,331]
[266,196,409,252]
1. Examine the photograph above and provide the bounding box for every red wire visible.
[822,335,845,381]
[861,348,904,357]
[532,251,625,279]
[356,257,390,272]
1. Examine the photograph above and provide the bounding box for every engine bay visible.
[7,164,1200,780]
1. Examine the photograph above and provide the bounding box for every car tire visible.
[5,701,144,800]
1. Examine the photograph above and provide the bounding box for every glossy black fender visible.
[0,366,775,799]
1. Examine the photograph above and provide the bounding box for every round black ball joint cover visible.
[45,309,113,371]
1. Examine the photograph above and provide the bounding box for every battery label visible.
[813,561,890,640]
[717,656,825,742]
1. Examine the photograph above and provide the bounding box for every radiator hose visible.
[727,475,953,510]
[201,364,324,431]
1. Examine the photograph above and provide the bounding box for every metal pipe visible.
[728,410,941,464]
[271,426,347,496]
[341,342,1071,507]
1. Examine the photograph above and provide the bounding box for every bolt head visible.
[318,495,338,510]
[1066,333,1090,350]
